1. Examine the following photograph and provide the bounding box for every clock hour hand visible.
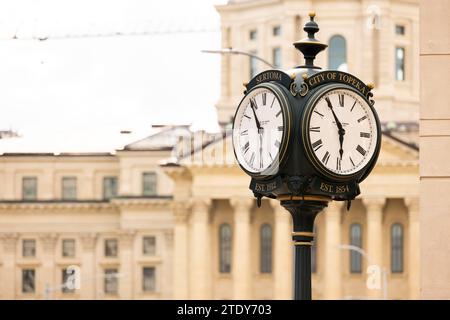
[250,99,262,131]
[325,97,345,160]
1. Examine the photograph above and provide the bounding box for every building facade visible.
[419,0,450,299]
[0,0,421,299]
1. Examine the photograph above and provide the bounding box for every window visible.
[104,269,118,294]
[23,239,36,257]
[328,35,347,71]
[311,227,318,273]
[250,51,258,79]
[143,236,156,256]
[219,223,232,273]
[22,269,35,293]
[62,239,76,258]
[62,177,77,200]
[391,223,404,273]
[142,172,157,196]
[104,239,118,257]
[395,47,405,81]
[143,267,156,292]
[260,224,273,273]
[249,29,257,40]
[273,47,282,69]
[395,25,405,35]
[62,268,75,293]
[22,177,37,200]
[103,176,118,200]
[273,25,281,36]
[350,223,362,273]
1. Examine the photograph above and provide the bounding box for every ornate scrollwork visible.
[299,82,309,97]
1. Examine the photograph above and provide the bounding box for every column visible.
[39,233,58,299]
[80,232,97,299]
[119,230,135,299]
[0,233,19,299]
[172,201,190,299]
[271,201,293,300]
[363,197,385,299]
[405,198,420,300]
[189,198,211,299]
[230,197,253,300]
[323,201,343,299]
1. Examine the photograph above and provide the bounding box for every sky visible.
[0,0,228,153]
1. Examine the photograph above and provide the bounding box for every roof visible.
[122,125,191,151]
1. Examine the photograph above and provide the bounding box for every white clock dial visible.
[233,85,288,175]
[306,88,378,177]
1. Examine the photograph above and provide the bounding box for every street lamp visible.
[337,244,388,300]
[201,48,276,69]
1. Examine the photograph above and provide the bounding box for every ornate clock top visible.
[293,12,328,69]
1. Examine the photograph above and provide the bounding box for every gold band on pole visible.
[292,231,314,237]
[294,241,313,246]
[277,195,331,202]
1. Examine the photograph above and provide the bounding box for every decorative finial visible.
[293,13,328,69]
[367,83,375,90]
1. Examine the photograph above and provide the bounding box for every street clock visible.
[231,13,382,300]
[232,13,381,206]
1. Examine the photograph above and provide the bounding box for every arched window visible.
[219,223,232,273]
[350,223,362,273]
[328,35,347,71]
[311,226,318,273]
[260,224,273,273]
[391,223,404,273]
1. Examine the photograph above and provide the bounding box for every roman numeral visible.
[249,152,255,166]
[336,157,341,170]
[322,151,330,165]
[278,126,284,131]
[356,145,366,156]
[270,97,275,108]
[357,115,367,123]
[349,156,355,167]
[262,92,267,105]
[276,110,282,117]
[242,142,250,154]
[339,94,344,107]
[269,152,273,161]
[314,110,324,118]
[250,97,258,110]
[241,129,248,135]
[310,126,320,132]
[274,140,281,148]
[351,101,357,112]
[312,139,323,152]
[360,132,371,138]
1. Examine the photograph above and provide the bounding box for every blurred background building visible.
[0,0,420,299]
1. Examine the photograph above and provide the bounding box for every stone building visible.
[0,0,421,299]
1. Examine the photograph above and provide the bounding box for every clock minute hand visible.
[250,99,262,131]
[325,97,345,160]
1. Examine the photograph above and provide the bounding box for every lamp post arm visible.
[201,48,276,69]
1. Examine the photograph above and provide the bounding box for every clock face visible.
[232,84,290,176]
[304,87,379,178]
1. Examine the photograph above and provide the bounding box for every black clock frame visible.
[301,83,382,182]
[232,82,292,180]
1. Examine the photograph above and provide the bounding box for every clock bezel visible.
[232,82,292,180]
[302,83,381,182]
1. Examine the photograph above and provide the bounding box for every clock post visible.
[232,13,381,300]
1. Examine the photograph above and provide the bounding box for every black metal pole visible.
[281,199,328,300]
